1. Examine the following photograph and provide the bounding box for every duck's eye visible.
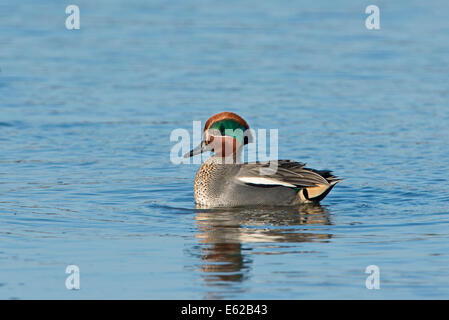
[205,135,214,145]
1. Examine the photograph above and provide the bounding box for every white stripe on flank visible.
[237,177,296,188]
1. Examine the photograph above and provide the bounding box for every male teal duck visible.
[184,112,340,207]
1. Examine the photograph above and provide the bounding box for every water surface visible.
[1,0,449,299]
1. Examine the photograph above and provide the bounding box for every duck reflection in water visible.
[192,204,332,293]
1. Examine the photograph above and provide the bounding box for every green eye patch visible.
[209,119,247,143]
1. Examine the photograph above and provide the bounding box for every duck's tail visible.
[297,168,342,202]
[299,180,339,202]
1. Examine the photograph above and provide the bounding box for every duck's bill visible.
[183,141,209,158]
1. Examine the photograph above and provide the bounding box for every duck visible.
[184,112,340,207]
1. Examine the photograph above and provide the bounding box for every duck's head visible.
[184,111,254,159]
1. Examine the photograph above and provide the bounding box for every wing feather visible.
[236,160,338,189]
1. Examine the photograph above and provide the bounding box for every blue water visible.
[1,0,449,299]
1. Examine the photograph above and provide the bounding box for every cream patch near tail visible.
[299,181,339,202]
